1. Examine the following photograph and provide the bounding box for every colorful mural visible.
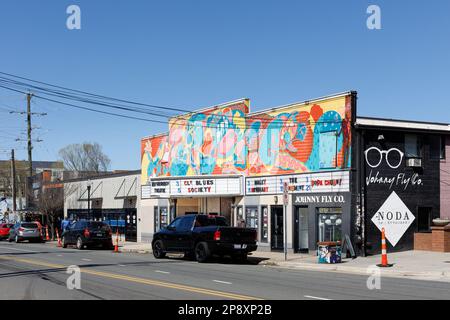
[141,95,353,182]
[247,95,352,176]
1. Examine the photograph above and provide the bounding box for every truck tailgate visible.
[218,227,256,243]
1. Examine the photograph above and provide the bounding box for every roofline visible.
[356,117,450,132]
[248,91,355,116]
[63,170,141,183]
[141,132,169,141]
[169,98,250,120]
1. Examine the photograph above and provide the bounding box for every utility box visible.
[317,241,342,264]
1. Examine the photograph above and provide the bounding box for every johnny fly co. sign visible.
[294,194,346,204]
[364,146,423,190]
[371,191,415,246]
[246,171,350,196]
[142,177,242,198]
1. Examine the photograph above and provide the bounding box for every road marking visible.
[0,246,35,252]
[118,264,126,267]
[57,254,63,257]
[81,258,92,262]
[213,280,232,285]
[304,295,331,300]
[0,255,261,300]
[155,270,170,274]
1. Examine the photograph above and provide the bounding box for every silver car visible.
[8,222,43,243]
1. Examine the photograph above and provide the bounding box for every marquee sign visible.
[245,171,350,196]
[371,191,415,247]
[141,176,243,198]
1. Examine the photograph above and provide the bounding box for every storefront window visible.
[236,206,244,227]
[260,206,269,243]
[317,207,343,242]
[245,206,258,229]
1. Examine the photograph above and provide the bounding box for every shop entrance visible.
[270,205,284,251]
[294,206,309,253]
[125,210,137,242]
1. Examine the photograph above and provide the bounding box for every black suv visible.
[62,221,113,250]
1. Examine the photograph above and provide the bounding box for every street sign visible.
[371,191,415,247]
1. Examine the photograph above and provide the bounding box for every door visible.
[294,206,309,253]
[270,206,284,250]
[125,210,137,242]
[163,217,182,250]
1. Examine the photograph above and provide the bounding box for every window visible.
[319,131,338,169]
[317,207,343,242]
[245,206,258,229]
[417,207,432,232]
[430,136,443,160]
[178,216,195,232]
[405,134,422,158]
[260,206,269,243]
[168,217,182,230]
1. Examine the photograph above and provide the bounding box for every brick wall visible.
[431,227,450,252]
[441,136,450,219]
[414,232,432,251]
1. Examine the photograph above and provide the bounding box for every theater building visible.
[140,92,357,252]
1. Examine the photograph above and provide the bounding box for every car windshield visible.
[21,223,38,229]
[195,215,228,227]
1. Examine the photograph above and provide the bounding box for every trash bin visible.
[317,241,342,264]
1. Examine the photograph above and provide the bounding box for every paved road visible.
[1,241,450,300]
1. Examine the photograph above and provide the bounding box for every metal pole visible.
[284,204,287,261]
[11,149,16,212]
[87,185,91,220]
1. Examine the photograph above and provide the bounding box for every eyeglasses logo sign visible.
[364,147,404,169]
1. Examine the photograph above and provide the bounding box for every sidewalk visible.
[251,250,450,282]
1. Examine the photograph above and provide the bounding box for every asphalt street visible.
[1,241,450,300]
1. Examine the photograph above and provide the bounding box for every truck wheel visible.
[152,240,166,259]
[195,242,210,263]
[62,236,68,248]
[76,237,84,250]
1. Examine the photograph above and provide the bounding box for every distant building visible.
[0,160,64,213]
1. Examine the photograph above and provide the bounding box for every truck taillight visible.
[213,230,221,241]
[84,228,90,237]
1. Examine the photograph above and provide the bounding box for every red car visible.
[0,223,14,240]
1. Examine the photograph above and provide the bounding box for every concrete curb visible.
[259,259,450,282]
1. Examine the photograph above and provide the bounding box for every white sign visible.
[142,177,242,198]
[371,191,415,247]
[246,171,350,196]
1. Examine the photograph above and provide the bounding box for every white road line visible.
[57,254,63,257]
[304,295,331,300]
[213,280,232,285]
[81,258,92,262]
[155,270,170,274]
[118,264,126,267]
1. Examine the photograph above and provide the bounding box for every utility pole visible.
[11,149,16,212]
[27,93,33,177]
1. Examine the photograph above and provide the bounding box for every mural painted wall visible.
[247,95,352,176]
[141,94,354,182]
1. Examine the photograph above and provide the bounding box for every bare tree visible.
[59,142,111,174]
[34,185,64,240]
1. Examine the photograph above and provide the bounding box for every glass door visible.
[294,206,309,253]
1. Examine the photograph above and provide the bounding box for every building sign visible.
[141,176,242,198]
[371,191,415,246]
[246,171,350,196]
[294,194,346,204]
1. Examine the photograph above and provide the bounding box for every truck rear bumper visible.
[209,242,257,255]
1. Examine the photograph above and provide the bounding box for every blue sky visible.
[0,0,449,169]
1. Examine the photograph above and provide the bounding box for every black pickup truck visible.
[152,214,257,263]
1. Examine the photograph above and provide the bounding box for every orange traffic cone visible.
[377,227,393,267]
[56,228,62,247]
[113,228,119,253]
[45,226,50,241]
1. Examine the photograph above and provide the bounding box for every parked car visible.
[0,223,14,240]
[61,220,113,250]
[8,222,43,243]
[152,214,258,263]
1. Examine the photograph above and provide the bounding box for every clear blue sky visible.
[0,0,449,169]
